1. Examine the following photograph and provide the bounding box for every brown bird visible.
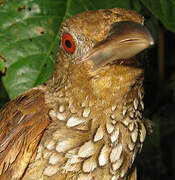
[0,8,153,180]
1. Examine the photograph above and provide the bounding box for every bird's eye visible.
[62,33,76,54]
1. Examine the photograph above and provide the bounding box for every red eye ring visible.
[62,33,76,54]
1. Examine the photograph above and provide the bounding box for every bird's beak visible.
[81,21,154,70]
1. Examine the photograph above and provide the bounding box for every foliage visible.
[0,0,175,179]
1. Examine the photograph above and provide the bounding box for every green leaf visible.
[131,0,142,13]
[63,0,131,21]
[0,0,66,99]
[141,0,175,33]
[0,59,5,72]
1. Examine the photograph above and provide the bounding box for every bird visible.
[0,8,153,180]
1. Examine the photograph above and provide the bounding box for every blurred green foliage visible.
[0,0,175,179]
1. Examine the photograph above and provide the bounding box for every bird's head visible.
[52,8,154,102]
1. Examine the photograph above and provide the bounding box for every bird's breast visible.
[22,81,146,180]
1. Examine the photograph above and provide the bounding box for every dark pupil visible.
[65,40,72,48]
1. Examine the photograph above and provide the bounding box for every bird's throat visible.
[50,54,144,106]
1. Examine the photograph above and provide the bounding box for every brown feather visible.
[0,89,50,180]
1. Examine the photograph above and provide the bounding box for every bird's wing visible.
[0,89,50,180]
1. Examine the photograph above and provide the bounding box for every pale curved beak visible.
[81,21,154,70]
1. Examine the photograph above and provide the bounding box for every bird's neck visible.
[43,56,144,148]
